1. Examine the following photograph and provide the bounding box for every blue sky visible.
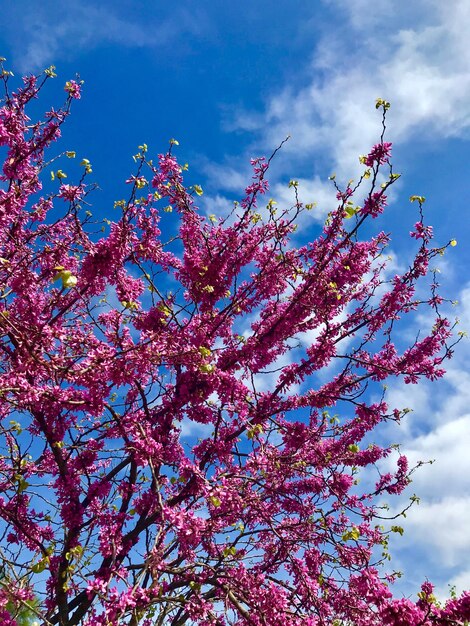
[1,0,469,602]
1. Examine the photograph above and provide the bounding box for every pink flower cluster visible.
[64,79,82,99]
[364,141,393,166]
[58,183,84,202]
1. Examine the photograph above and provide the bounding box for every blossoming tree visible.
[0,61,468,626]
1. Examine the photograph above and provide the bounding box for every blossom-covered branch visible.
[0,61,467,626]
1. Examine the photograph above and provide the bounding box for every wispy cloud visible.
[2,0,207,73]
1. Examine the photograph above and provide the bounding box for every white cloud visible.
[250,350,299,396]
[271,175,338,221]
[401,414,470,504]
[447,568,470,598]
[198,193,237,221]
[456,285,470,330]
[180,417,213,439]
[230,0,470,183]
[201,161,252,195]
[395,495,470,567]
[199,173,337,228]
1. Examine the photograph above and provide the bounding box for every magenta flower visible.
[58,183,84,201]
[64,79,82,99]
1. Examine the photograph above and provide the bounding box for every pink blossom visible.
[58,183,84,201]
[364,141,392,167]
[64,79,82,99]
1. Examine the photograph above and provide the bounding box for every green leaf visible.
[31,556,49,573]
[342,526,360,541]
[344,206,359,219]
